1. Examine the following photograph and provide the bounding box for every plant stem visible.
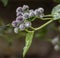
[35,20,53,30]
[25,29,33,33]
[44,14,53,17]
[31,20,53,31]
[31,15,53,21]
[31,17,37,21]
[41,18,52,20]
[35,16,53,21]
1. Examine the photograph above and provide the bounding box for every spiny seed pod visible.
[25,21,31,28]
[14,27,18,33]
[54,45,60,51]
[16,16,24,23]
[19,23,25,31]
[11,20,19,27]
[22,5,29,11]
[16,12,23,17]
[38,7,44,13]
[23,13,29,19]
[16,7,23,13]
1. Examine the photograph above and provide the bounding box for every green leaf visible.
[23,31,34,57]
[51,4,60,20]
[1,0,8,6]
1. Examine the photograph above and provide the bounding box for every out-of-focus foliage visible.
[35,27,47,39]
[0,18,25,45]
[53,0,60,3]
[1,0,8,6]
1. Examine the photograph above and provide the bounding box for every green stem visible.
[31,17,37,21]
[31,14,53,21]
[41,18,52,20]
[31,20,53,31]
[35,20,53,30]
[34,16,53,21]
[25,29,32,33]
[44,14,53,17]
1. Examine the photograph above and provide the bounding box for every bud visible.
[16,16,24,23]
[16,7,22,13]
[16,12,23,17]
[39,14,44,18]
[23,13,29,19]
[19,23,25,31]
[29,11,35,17]
[38,7,44,13]
[25,21,31,28]
[34,8,44,17]
[11,20,19,27]
[34,9,40,16]
[14,27,18,33]
[22,5,29,11]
